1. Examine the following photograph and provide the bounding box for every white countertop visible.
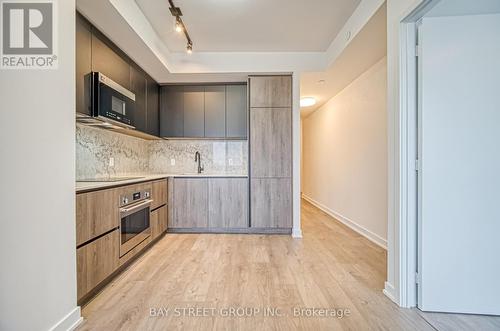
[76,173,248,193]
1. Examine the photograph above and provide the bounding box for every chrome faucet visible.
[194,151,204,174]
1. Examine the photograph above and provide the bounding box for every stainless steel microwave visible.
[91,72,136,129]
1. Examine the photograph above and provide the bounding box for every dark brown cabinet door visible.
[183,86,205,137]
[91,32,130,90]
[146,77,159,136]
[160,86,184,137]
[204,85,226,137]
[226,84,247,138]
[76,14,92,116]
[129,65,147,132]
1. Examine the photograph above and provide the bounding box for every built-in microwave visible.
[91,72,136,129]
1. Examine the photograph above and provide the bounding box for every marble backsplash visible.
[76,124,248,180]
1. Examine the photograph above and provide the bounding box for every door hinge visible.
[415,159,420,172]
[415,45,421,57]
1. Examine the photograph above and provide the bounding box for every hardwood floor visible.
[78,200,498,330]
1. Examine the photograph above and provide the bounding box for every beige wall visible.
[302,57,388,247]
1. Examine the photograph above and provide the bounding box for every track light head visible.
[186,43,193,54]
[175,17,182,33]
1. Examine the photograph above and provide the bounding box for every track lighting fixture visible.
[175,17,182,33]
[168,0,193,54]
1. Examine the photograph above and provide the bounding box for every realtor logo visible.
[1,0,57,69]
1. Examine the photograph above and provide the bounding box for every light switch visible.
[170,158,175,166]
[109,157,114,167]
[228,158,233,166]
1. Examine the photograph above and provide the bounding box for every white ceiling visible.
[135,0,361,52]
[300,3,387,117]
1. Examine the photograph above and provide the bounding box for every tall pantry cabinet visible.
[249,76,293,229]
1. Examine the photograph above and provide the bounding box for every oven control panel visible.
[119,189,152,207]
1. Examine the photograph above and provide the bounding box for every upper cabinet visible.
[75,12,160,138]
[146,76,160,137]
[226,85,247,138]
[75,14,92,116]
[204,86,226,138]
[91,31,130,91]
[129,65,147,132]
[249,76,292,108]
[160,84,247,139]
[183,86,205,137]
[160,86,184,137]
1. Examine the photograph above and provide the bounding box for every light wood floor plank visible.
[77,199,498,330]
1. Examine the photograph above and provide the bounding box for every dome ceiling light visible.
[300,97,317,107]
[168,0,193,54]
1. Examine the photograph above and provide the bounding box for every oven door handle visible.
[120,199,153,217]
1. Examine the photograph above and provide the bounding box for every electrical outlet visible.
[109,157,115,167]
[228,158,233,166]
[170,158,175,166]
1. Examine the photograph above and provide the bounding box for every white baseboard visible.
[302,194,387,250]
[49,307,82,331]
[292,227,303,238]
[383,282,398,305]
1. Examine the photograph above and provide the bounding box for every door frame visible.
[397,0,440,308]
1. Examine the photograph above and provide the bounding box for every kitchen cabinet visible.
[151,179,167,210]
[208,178,248,228]
[91,31,130,90]
[76,188,119,246]
[130,65,147,132]
[146,77,160,137]
[76,13,92,116]
[226,84,247,138]
[77,229,119,301]
[160,85,184,137]
[249,75,292,229]
[250,178,291,228]
[204,85,226,137]
[160,84,247,139]
[250,107,292,177]
[151,205,167,240]
[249,76,292,108]
[183,86,205,137]
[170,178,208,228]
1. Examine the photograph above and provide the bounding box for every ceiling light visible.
[169,0,193,54]
[175,18,182,33]
[300,97,316,107]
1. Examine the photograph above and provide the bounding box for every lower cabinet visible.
[170,178,209,228]
[208,178,248,228]
[250,178,292,228]
[169,177,249,230]
[76,229,119,301]
[151,205,167,240]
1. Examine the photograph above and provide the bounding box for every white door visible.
[418,13,500,315]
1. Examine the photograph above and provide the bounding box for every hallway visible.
[77,200,498,330]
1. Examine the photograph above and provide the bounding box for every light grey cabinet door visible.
[208,178,248,228]
[183,86,205,137]
[204,85,226,138]
[250,107,292,177]
[160,86,184,137]
[171,178,208,228]
[250,178,291,228]
[249,76,292,108]
[226,85,247,138]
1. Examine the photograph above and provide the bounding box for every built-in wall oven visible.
[119,188,152,257]
[91,72,136,129]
